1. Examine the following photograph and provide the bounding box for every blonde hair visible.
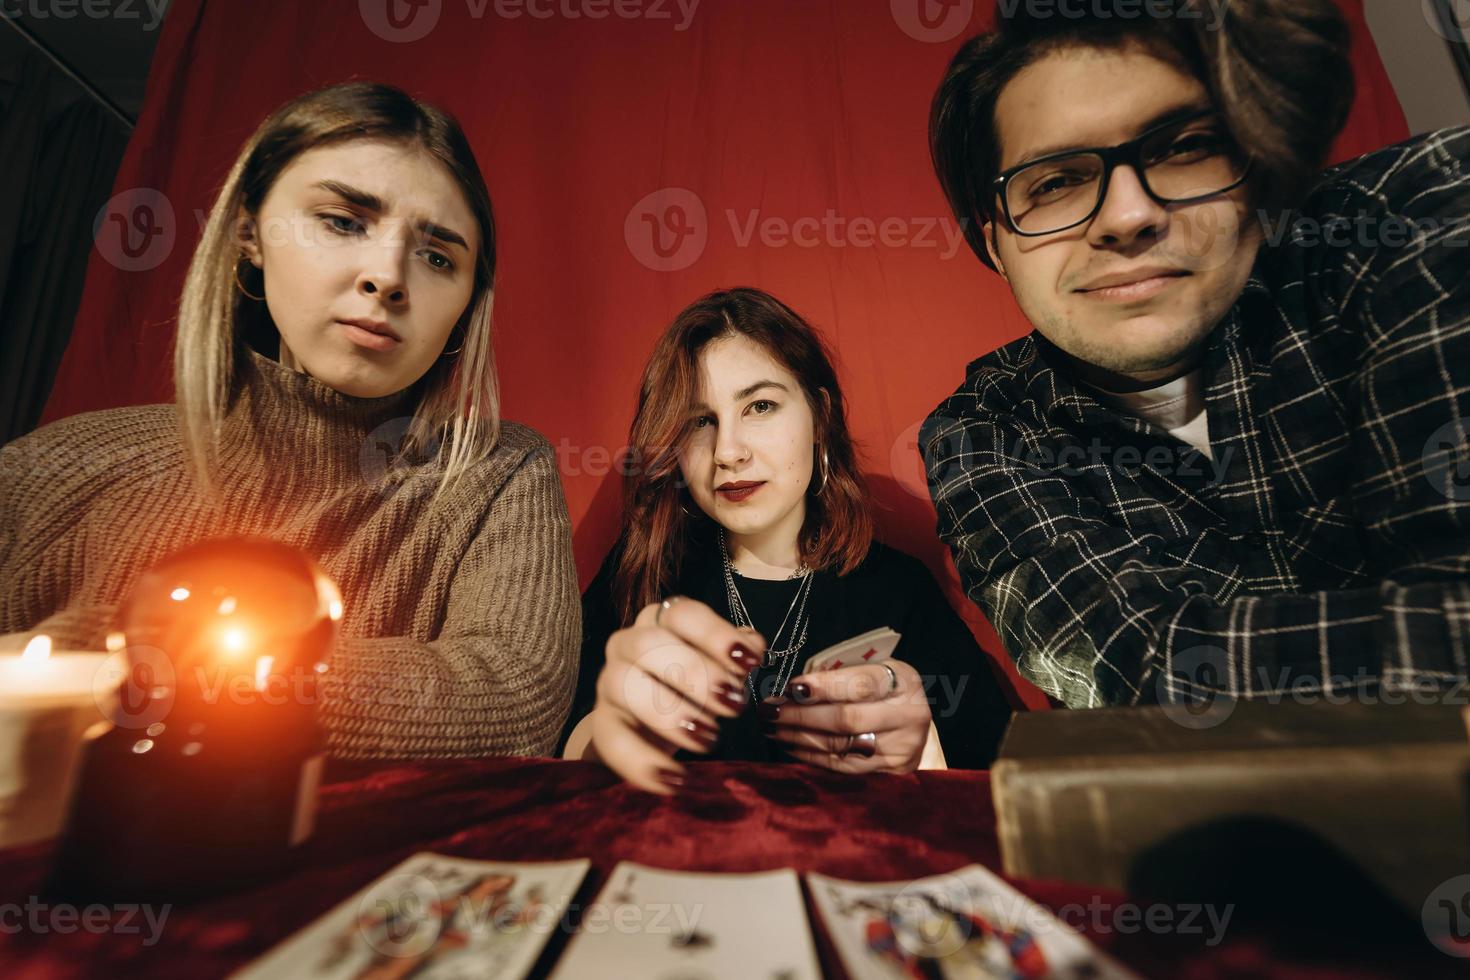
[176,82,501,506]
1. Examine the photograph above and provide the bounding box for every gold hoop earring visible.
[813,448,830,496]
[234,260,265,301]
[440,329,465,358]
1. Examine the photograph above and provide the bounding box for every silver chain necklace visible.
[719,530,814,702]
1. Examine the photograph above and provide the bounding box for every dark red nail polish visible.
[790,682,813,702]
[678,718,719,745]
[730,644,760,672]
[657,770,686,789]
[715,683,747,709]
[756,703,781,721]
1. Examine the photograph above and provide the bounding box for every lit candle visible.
[0,636,122,849]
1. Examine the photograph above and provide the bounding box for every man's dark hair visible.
[930,0,1356,270]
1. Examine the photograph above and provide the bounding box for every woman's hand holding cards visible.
[759,660,932,774]
[589,596,766,795]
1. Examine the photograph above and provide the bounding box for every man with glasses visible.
[920,0,1470,709]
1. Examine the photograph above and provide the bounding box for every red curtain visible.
[42,0,1408,710]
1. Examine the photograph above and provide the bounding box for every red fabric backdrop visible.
[41,0,1408,711]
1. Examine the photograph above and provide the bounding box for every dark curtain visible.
[0,48,129,444]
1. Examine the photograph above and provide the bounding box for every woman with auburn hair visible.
[0,82,579,758]
[561,288,1011,792]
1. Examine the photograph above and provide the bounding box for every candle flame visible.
[21,635,52,663]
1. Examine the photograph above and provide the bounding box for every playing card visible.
[550,862,821,980]
[231,853,590,980]
[807,864,1139,980]
[801,627,901,674]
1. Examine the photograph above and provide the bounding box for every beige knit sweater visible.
[0,346,579,759]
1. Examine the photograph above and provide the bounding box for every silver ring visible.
[880,662,898,697]
[655,596,683,627]
[851,732,877,759]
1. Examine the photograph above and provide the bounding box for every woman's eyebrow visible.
[733,380,789,400]
[315,179,382,211]
[314,180,469,251]
[417,220,468,251]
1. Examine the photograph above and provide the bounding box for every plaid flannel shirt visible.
[922,127,1470,709]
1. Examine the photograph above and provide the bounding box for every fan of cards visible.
[232,853,1138,979]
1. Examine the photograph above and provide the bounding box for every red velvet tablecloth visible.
[0,759,1453,978]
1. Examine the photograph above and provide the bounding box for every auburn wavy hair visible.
[613,288,873,625]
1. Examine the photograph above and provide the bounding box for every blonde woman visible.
[0,83,579,759]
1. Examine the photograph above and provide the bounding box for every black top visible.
[563,536,1013,768]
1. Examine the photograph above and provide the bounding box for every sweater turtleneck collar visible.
[217,344,424,487]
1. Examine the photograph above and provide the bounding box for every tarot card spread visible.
[232,853,590,980]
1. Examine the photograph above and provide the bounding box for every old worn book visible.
[991,699,1470,915]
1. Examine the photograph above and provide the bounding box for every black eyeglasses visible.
[989,109,1252,237]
